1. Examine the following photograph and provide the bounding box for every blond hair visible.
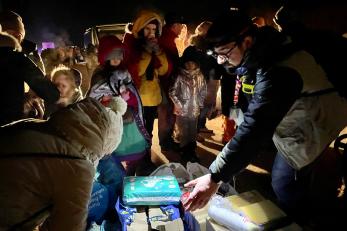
[50,65,76,87]
[51,65,83,105]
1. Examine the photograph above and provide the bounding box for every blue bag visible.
[115,197,137,231]
[96,155,125,185]
[87,182,109,225]
[91,156,126,230]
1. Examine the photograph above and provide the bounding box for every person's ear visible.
[243,36,254,49]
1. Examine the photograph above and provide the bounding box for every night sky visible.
[1,0,346,48]
[1,0,241,47]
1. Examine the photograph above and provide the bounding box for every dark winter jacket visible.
[22,39,46,74]
[209,27,347,182]
[0,45,59,125]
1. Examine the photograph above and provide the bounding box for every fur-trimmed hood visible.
[131,10,163,38]
[0,97,126,164]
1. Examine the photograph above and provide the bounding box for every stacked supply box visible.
[123,176,182,206]
[121,176,183,230]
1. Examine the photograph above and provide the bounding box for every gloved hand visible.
[143,39,161,55]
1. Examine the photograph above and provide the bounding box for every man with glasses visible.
[183,10,347,226]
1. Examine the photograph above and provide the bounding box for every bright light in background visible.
[42,42,55,49]
[39,42,55,54]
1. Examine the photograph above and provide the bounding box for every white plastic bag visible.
[208,195,263,231]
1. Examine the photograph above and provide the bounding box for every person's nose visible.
[149,30,156,38]
[57,85,63,93]
[217,55,228,65]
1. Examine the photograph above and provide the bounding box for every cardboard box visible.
[239,200,287,226]
[157,219,184,231]
[189,203,210,231]
[226,190,265,212]
[206,217,233,231]
[206,218,299,231]
[149,207,170,229]
[136,207,185,231]
[207,191,291,230]
[240,200,289,230]
[188,191,264,231]
[127,212,148,231]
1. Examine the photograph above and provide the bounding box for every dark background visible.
[1,0,346,47]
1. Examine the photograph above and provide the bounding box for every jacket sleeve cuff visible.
[209,168,222,184]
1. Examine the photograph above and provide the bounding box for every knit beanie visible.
[206,10,253,47]
[180,46,200,66]
[98,35,124,66]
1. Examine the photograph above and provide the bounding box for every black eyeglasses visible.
[216,43,237,56]
[206,42,238,64]
[215,43,238,64]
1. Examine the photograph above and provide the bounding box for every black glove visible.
[143,40,161,55]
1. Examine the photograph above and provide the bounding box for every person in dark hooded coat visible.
[0,31,59,125]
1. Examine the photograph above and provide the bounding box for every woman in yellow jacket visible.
[124,10,171,140]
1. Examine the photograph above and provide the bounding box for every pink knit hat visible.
[98,35,124,66]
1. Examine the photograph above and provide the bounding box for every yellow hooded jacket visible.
[131,11,169,106]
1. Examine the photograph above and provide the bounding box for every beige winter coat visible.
[0,97,125,230]
[273,51,347,169]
